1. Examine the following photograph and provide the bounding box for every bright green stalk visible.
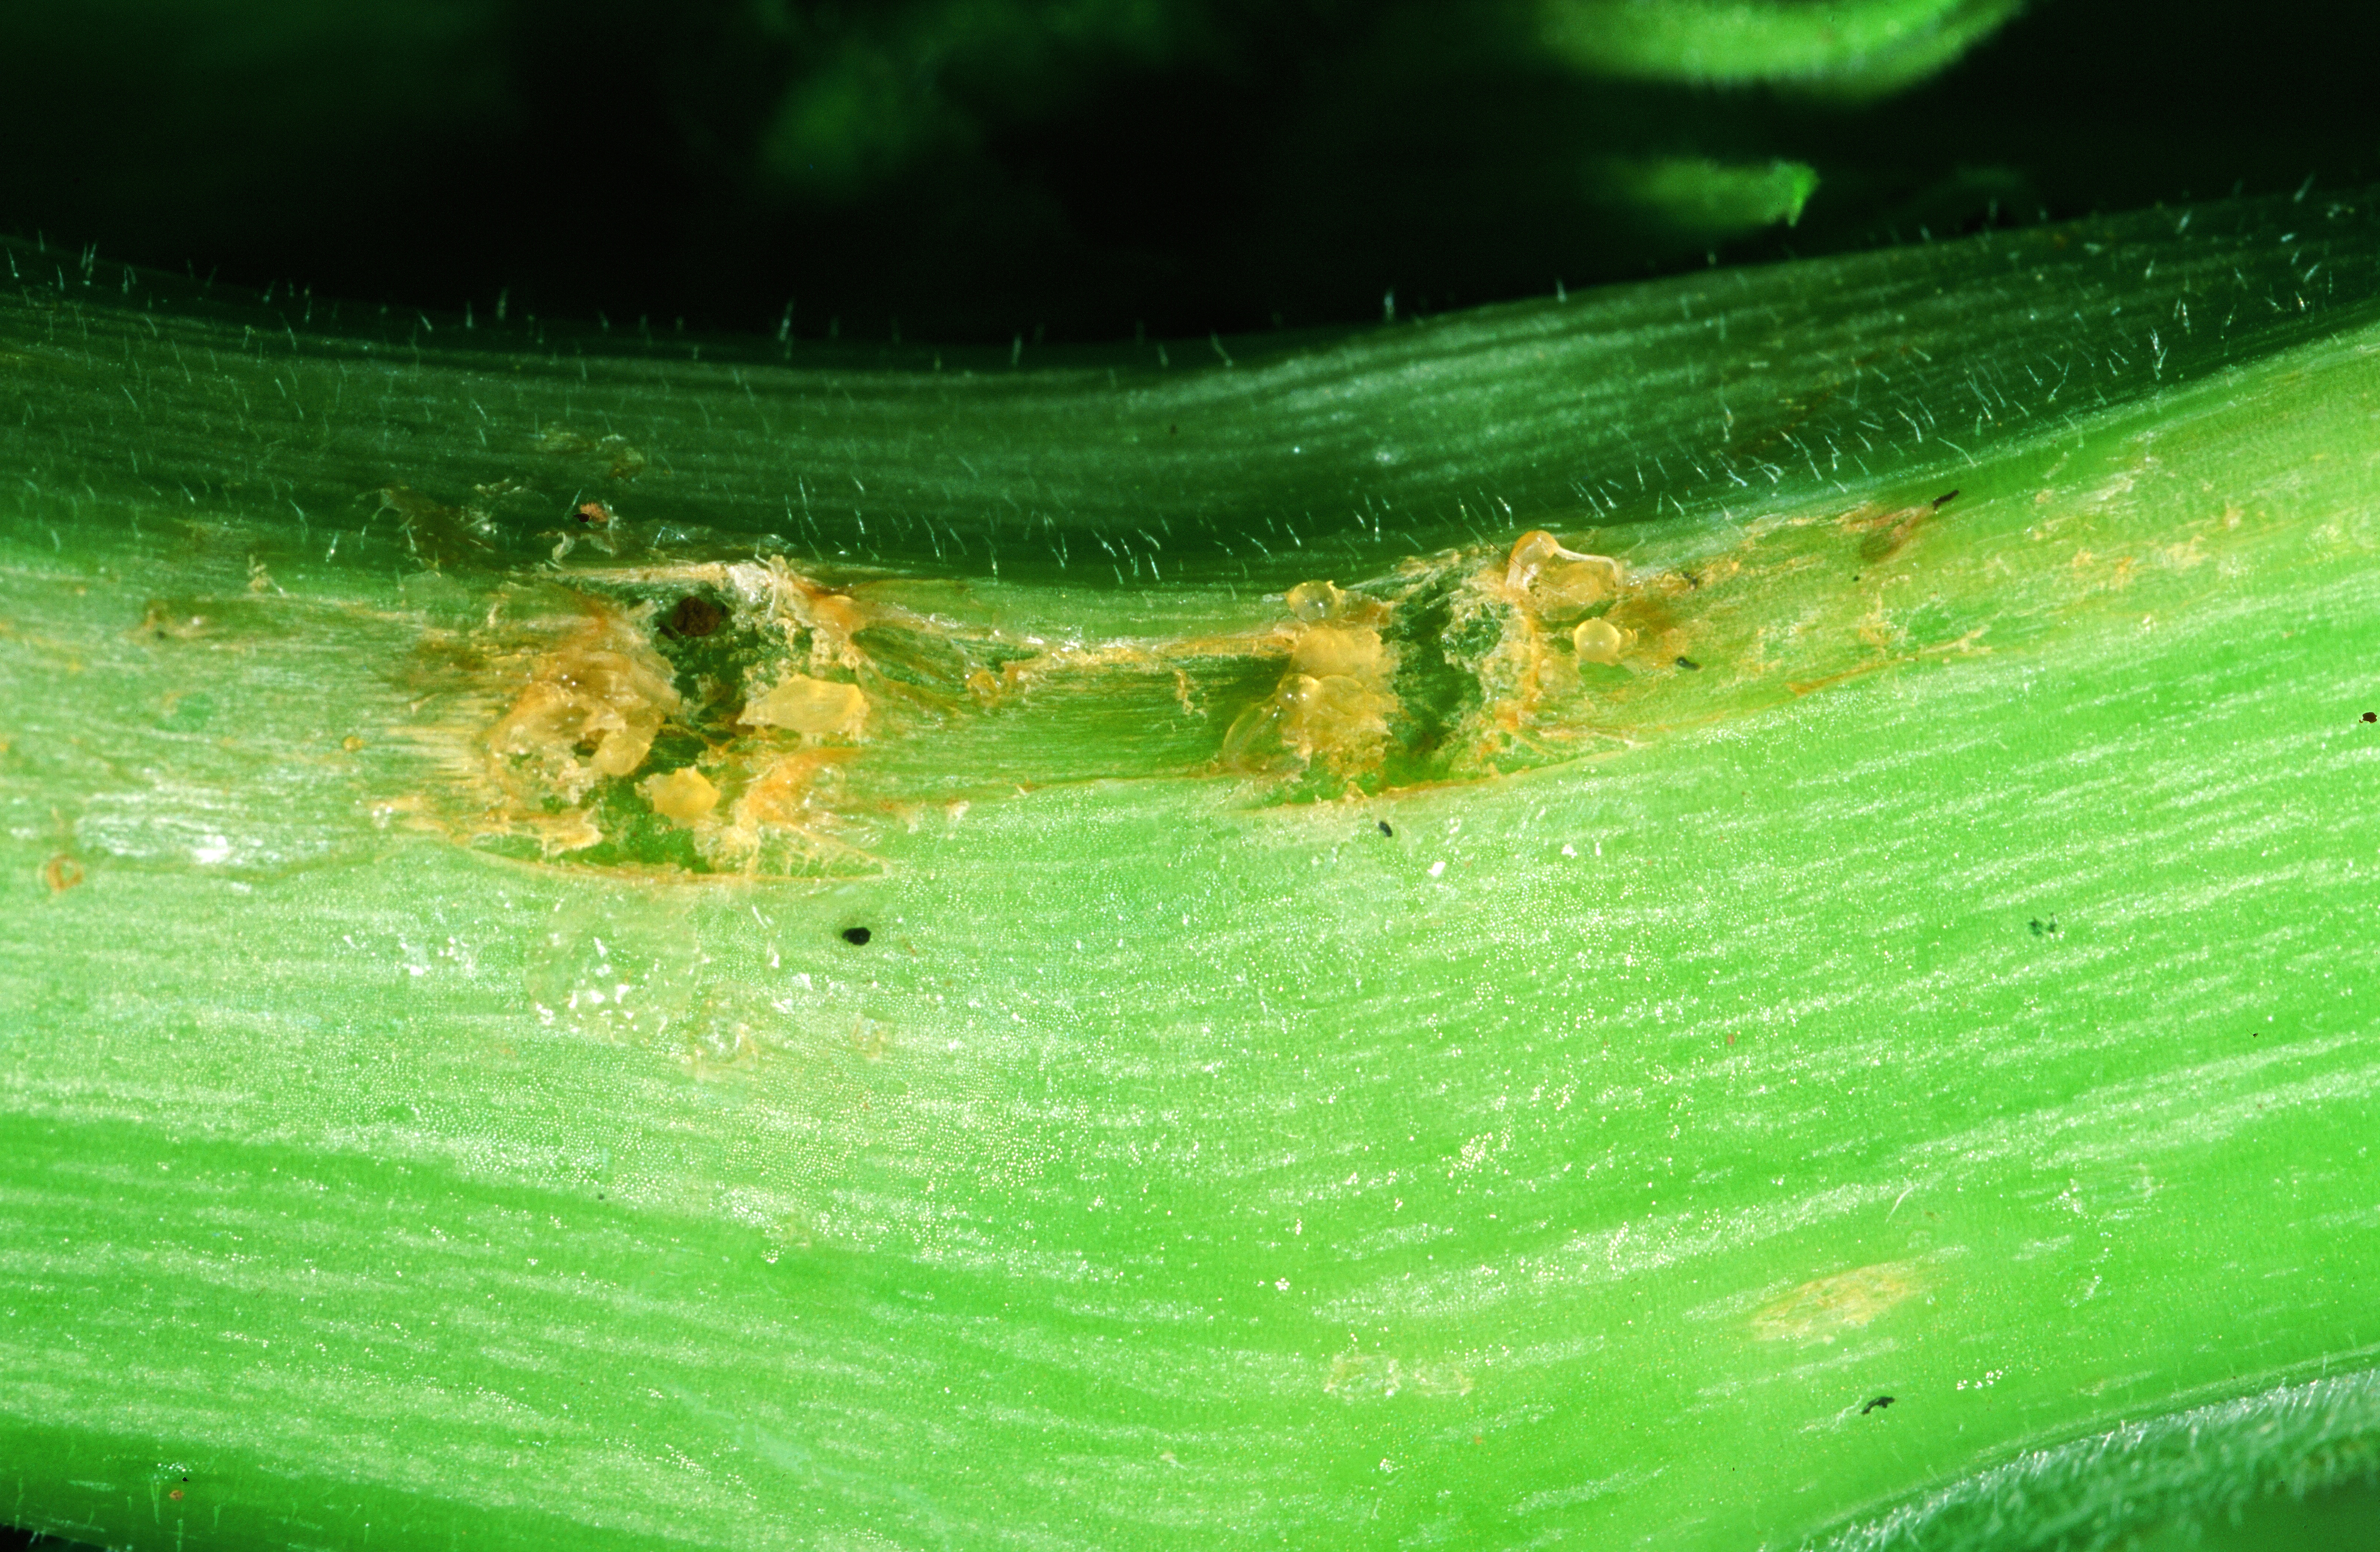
[1594,155,1821,237]
[4,190,2380,1551]
[1539,0,2032,96]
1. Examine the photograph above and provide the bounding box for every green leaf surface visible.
[4,187,2380,1550]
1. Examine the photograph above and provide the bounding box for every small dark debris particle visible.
[1861,1395,1897,1415]
[2364,712,2376,723]
[1378,820,1394,837]
[1168,423,1178,435]
[1932,489,1961,510]
[841,926,873,946]
[665,595,726,639]
[2029,917,2060,937]
[1675,656,1702,671]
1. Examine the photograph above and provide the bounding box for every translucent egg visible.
[1571,616,1634,665]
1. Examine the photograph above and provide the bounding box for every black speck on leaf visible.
[841,926,873,946]
[1675,656,1701,671]
[1377,820,1393,837]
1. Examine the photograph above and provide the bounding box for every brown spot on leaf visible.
[1752,1263,1923,1342]
[1842,499,1936,562]
[136,601,213,639]
[537,430,652,481]
[378,484,500,568]
[664,595,725,638]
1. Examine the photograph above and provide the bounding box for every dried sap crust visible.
[434,531,1671,859]
[397,476,2038,874]
[427,561,884,876]
[485,607,680,799]
[1224,579,1402,781]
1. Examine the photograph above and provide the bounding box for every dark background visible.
[2,0,2375,346]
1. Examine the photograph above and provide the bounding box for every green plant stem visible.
[4,192,2380,1551]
